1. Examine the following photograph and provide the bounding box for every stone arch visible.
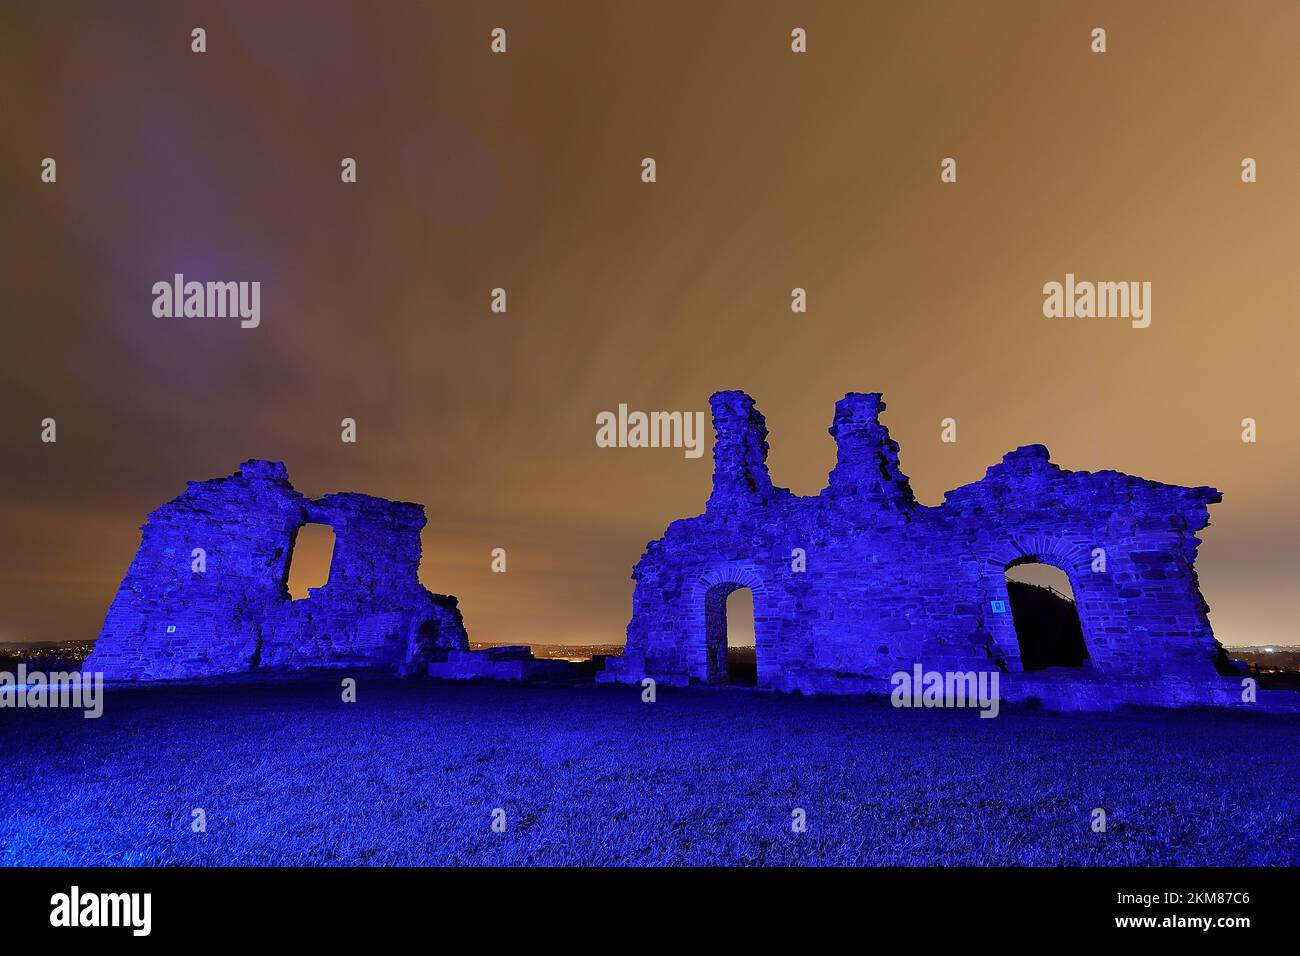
[983,536,1100,672]
[689,562,768,601]
[986,535,1095,575]
[687,562,767,684]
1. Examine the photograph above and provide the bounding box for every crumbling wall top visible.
[707,390,786,509]
[823,391,915,508]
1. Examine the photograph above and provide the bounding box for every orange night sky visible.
[1,1,1297,649]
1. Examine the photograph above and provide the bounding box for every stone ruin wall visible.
[605,390,1228,696]
[84,460,468,680]
[84,405,1239,707]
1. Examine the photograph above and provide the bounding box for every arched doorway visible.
[694,563,766,686]
[1004,559,1089,670]
[704,584,756,685]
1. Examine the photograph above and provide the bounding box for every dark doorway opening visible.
[1004,560,1089,670]
[704,583,757,686]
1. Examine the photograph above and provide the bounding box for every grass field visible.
[1,676,1296,866]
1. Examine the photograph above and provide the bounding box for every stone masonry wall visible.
[84,460,468,680]
[605,390,1227,697]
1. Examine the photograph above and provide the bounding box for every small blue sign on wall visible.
[165,624,177,633]
[990,600,1007,614]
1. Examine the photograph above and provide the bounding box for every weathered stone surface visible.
[85,461,468,680]
[603,390,1234,707]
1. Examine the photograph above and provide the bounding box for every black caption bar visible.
[0,865,1287,942]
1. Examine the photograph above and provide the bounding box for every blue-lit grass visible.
[1,676,1295,866]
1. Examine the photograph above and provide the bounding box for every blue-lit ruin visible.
[85,460,571,682]
[87,395,1287,712]
[601,390,1264,711]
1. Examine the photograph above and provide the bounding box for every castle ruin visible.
[86,460,470,680]
[602,390,1240,709]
